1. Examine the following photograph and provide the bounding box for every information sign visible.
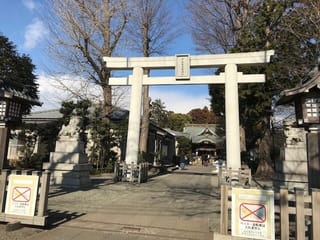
[232,188,274,239]
[5,175,39,216]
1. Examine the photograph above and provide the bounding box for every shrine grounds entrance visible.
[104,50,274,180]
[9,165,222,240]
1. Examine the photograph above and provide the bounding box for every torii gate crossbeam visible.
[103,50,274,173]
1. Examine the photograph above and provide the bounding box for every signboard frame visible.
[5,174,39,217]
[232,187,275,239]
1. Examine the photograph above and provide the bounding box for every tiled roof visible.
[23,109,62,124]
[277,71,320,105]
[183,124,224,144]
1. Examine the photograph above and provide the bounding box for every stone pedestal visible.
[275,122,308,189]
[43,116,91,188]
[275,146,308,189]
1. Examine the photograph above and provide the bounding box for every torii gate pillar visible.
[104,50,274,173]
[126,67,144,166]
[225,63,241,170]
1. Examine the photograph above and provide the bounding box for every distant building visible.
[183,124,225,158]
[7,108,176,167]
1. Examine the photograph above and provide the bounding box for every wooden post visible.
[142,163,147,182]
[218,167,222,187]
[312,188,320,240]
[145,162,148,181]
[0,127,9,169]
[248,169,252,186]
[141,163,144,182]
[220,184,228,234]
[280,187,289,240]
[130,162,133,182]
[295,188,305,240]
[307,132,320,188]
[0,170,9,212]
[37,171,50,217]
[113,162,119,182]
[123,163,127,182]
[138,163,142,184]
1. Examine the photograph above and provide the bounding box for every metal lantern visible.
[277,72,320,126]
[0,88,41,169]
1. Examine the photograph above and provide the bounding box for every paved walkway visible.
[1,165,222,240]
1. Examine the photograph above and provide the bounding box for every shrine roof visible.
[183,124,224,144]
[277,71,320,105]
[0,88,41,106]
[23,109,62,124]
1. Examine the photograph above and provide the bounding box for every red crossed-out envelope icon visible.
[239,203,266,223]
[12,187,31,202]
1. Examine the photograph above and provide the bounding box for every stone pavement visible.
[16,165,221,240]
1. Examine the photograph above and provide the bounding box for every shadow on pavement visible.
[45,209,85,229]
[48,176,116,198]
[169,168,217,176]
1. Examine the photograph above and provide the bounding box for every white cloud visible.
[34,74,69,110]
[34,73,130,111]
[22,0,36,11]
[24,18,49,50]
[34,74,210,114]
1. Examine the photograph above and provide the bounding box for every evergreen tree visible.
[0,34,39,113]
[166,112,191,132]
[150,99,168,127]
[208,1,319,175]
[234,0,318,174]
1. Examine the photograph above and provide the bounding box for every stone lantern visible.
[277,71,320,189]
[0,89,41,168]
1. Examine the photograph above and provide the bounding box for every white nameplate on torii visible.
[104,50,274,172]
[175,54,190,80]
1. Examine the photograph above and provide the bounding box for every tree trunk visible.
[102,85,112,120]
[102,84,112,165]
[255,128,274,177]
[139,85,150,157]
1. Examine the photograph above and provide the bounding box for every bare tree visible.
[44,0,129,117]
[125,0,179,157]
[42,0,130,167]
[284,0,320,63]
[187,0,259,53]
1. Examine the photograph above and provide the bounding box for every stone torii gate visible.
[103,50,274,171]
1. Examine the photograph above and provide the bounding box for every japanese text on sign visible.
[175,54,190,80]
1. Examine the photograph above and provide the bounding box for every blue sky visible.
[0,0,211,113]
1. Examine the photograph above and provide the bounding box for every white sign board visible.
[5,175,39,216]
[175,54,190,80]
[232,188,275,240]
